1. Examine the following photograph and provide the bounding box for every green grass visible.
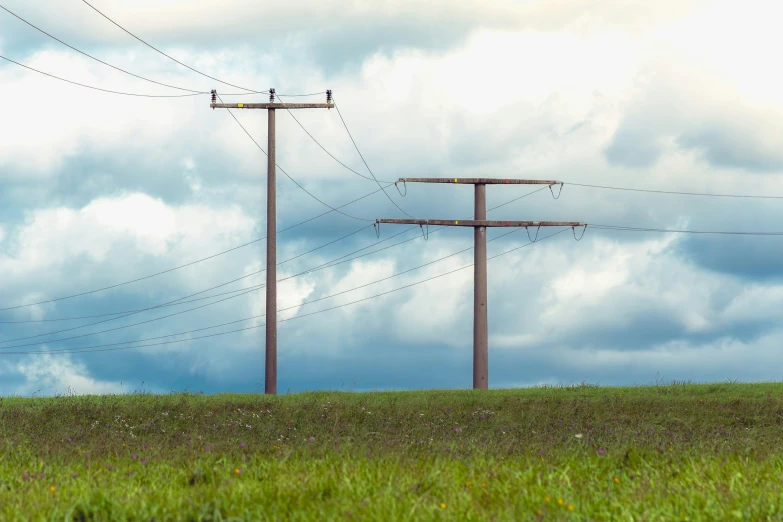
[2,380,783,521]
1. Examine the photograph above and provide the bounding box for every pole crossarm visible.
[376,219,585,228]
[210,103,334,109]
[398,178,561,185]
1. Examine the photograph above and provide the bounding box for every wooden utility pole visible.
[377,178,583,389]
[210,88,334,394]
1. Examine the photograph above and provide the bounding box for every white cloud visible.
[2,352,125,396]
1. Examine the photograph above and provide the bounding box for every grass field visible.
[1,380,782,521]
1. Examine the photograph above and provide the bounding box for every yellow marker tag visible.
[455,220,459,224]
[454,178,458,183]
[237,103,244,108]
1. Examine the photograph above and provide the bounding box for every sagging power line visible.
[2,228,569,356]
[80,0,265,94]
[0,54,202,98]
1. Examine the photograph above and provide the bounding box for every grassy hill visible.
[1,380,782,521]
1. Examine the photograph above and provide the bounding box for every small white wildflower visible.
[575,433,583,439]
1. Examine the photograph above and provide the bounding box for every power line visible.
[276,93,397,184]
[1,187,549,350]
[0,184,393,312]
[3,226,525,352]
[588,224,783,236]
[0,4,206,94]
[1,184,549,346]
[567,182,783,200]
[2,185,548,322]
[0,286,257,323]
[218,94,377,222]
[2,228,569,355]
[274,91,328,97]
[80,0,265,94]
[0,222,532,350]
[0,223,372,344]
[0,54,202,98]
[332,96,414,218]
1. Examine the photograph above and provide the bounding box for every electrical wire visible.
[2,228,569,355]
[0,4,207,94]
[588,225,783,236]
[275,93,397,184]
[0,286,258,323]
[217,94,377,222]
[275,91,328,97]
[0,182,394,312]
[0,222,530,350]
[0,223,373,344]
[80,0,265,93]
[332,96,414,217]
[567,182,783,200]
[0,54,202,98]
[2,186,548,322]
[1,184,548,346]
[3,226,524,352]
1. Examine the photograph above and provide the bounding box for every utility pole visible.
[210,88,334,394]
[377,178,584,390]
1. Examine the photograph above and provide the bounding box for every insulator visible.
[210,90,216,103]
[326,89,332,103]
[269,88,275,103]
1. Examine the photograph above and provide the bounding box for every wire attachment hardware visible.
[326,89,332,105]
[211,89,216,107]
[526,224,541,243]
[572,224,587,241]
[269,88,275,103]
[373,221,380,238]
[549,182,563,199]
[394,180,407,197]
[420,222,429,241]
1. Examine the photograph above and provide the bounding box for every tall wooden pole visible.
[210,89,334,395]
[265,91,277,395]
[473,183,488,389]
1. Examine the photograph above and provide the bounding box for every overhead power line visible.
[0,184,393,312]
[276,93,396,184]
[0,286,257,323]
[0,54,201,98]
[567,182,783,200]
[0,4,205,94]
[217,93,376,223]
[332,96,414,217]
[2,185,549,324]
[0,223,373,344]
[1,185,549,346]
[0,219,544,350]
[80,0,265,94]
[588,224,783,236]
[2,228,569,355]
[0,223,526,351]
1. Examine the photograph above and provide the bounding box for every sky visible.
[1,0,783,396]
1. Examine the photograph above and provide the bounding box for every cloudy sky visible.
[2,0,783,396]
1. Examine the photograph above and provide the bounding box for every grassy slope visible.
[1,381,782,521]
